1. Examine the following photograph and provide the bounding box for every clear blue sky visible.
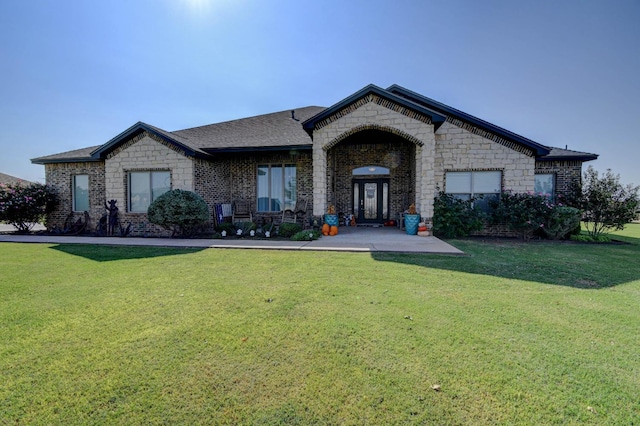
[1,0,638,186]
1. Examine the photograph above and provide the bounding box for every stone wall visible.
[104,132,195,236]
[434,120,536,194]
[534,160,583,197]
[44,161,105,231]
[312,98,435,216]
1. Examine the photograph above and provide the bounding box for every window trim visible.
[534,173,556,197]
[256,163,297,212]
[127,170,171,213]
[72,174,89,212]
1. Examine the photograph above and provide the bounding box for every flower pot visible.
[404,214,420,235]
[324,214,339,227]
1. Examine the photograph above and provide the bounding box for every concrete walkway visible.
[0,224,463,254]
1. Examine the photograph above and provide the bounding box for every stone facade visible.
[44,161,105,231]
[312,98,436,217]
[434,120,536,195]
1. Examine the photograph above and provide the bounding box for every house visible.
[0,172,33,187]
[32,84,598,235]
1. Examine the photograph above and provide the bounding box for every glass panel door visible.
[364,183,377,220]
[353,179,390,224]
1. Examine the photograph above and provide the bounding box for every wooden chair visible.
[232,200,253,223]
[281,198,307,226]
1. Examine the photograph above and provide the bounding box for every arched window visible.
[352,166,390,176]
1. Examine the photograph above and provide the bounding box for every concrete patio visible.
[0,224,463,254]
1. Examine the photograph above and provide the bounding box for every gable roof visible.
[302,84,447,136]
[31,85,597,164]
[387,84,551,157]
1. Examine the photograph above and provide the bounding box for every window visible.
[445,170,501,210]
[129,171,170,212]
[257,164,296,212]
[73,175,89,212]
[535,174,555,197]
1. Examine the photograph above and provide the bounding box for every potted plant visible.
[404,204,420,235]
[324,205,339,227]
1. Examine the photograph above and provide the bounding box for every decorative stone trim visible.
[446,117,535,157]
[106,131,193,160]
[314,94,433,131]
[323,124,424,151]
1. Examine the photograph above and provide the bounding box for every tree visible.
[147,189,209,238]
[568,166,639,239]
[0,183,59,233]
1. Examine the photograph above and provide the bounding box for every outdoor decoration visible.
[405,204,420,235]
[322,223,330,235]
[324,204,339,227]
[329,225,339,236]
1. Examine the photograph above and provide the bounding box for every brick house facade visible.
[32,84,597,236]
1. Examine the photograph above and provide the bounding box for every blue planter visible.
[324,214,339,227]
[404,214,420,235]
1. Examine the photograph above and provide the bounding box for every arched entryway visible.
[325,129,416,224]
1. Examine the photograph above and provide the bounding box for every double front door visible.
[353,179,389,224]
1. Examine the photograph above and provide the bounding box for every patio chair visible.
[232,200,253,223]
[281,198,307,226]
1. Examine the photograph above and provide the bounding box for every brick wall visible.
[327,130,415,218]
[44,161,105,231]
[535,160,583,197]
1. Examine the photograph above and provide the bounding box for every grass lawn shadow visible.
[50,244,206,262]
[372,238,640,289]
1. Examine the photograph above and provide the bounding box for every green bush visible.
[570,234,611,243]
[491,192,583,240]
[432,192,484,238]
[0,183,58,233]
[234,221,256,236]
[216,222,236,234]
[147,189,209,238]
[278,222,302,238]
[290,229,321,241]
[541,206,581,240]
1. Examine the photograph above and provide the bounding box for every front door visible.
[353,179,389,224]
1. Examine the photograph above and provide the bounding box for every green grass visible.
[1,228,639,424]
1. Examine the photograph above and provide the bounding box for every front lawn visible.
[1,233,639,424]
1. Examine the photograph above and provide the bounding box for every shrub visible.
[278,222,302,238]
[570,234,611,243]
[0,183,58,233]
[290,230,321,241]
[432,192,484,238]
[216,222,236,235]
[234,221,256,236]
[491,192,583,240]
[566,166,639,239]
[147,189,209,238]
[541,206,581,240]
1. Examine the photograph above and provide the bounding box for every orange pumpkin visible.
[322,223,330,236]
[329,225,339,236]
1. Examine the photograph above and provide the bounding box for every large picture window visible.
[445,170,501,210]
[73,175,89,212]
[129,171,170,212]
[257,164,296,212]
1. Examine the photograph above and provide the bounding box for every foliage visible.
[290,229,321,241]
[566,166,639,239]
[147,189,209,238]
[262,222,276,233]
[489,191,581,241]
[570,233,611,243]
[432,191,484,238]
[215,222,236,234]
[234,221,256,236]
[278,222,302,238]
[0,183,58,233]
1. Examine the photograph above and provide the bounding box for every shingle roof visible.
[31,146,101,164]
[173,106,324,151]
[0,172,33,186]
[538,147,598,161]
